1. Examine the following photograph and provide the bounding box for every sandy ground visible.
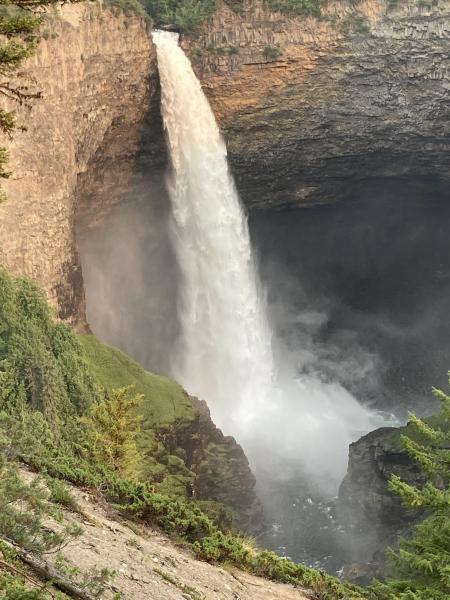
[22,470,311,600]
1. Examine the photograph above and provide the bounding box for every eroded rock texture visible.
[337,426,426,582]
[185,0,450,207]
[1,0,448,319]
[0,2,160,323]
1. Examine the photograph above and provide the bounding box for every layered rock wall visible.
[185,0,450,207]
[1,0,448,320]
[0,2,160,322]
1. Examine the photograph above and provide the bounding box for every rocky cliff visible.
[0,2,162,323]
[1,0,448,322]
[337,425,426,582]
[185,0,450,208]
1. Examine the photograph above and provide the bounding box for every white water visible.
[153,30,275,435]
[153,30,389,490]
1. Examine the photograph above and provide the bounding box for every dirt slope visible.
[31,474,311,600]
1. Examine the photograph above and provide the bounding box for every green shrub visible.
[46,478,79,511]
[105,0,152,22]
[267,0,323,18]
[263,45,282,59]
[0,456,83,555]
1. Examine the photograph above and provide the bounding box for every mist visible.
[77,176,180,376]
[250,179,450,420]
[77,170,450,568]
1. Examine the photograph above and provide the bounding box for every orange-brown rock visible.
[185,0,450,207]
[0,2,161,322]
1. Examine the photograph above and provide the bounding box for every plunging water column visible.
[153,31,276,435]
[153,31,388,491]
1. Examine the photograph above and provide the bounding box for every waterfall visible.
[153,30,390,489]
[153,30,276,434]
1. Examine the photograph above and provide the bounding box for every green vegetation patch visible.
[0,267,102,427]
[267,0,323,18]
[141,0,218,32]
[105,0,152,22]
[79,334,195,427]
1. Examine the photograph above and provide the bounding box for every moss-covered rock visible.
[78,335,260,528]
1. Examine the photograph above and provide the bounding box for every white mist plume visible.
[153,30,389,491]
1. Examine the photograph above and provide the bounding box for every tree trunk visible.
[0,537,97,600]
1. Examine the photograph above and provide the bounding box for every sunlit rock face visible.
[185,0,450,208]
[2,0,449,324]
[0,3,161,323]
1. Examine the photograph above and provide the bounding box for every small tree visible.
[79,386,143,479]
[368,377,450,600]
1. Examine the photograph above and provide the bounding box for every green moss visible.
[79,335,195,426]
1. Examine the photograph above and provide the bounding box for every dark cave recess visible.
[249,176,450,417]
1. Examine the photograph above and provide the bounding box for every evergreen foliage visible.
[366,380,450,600]
[267,0,323,18]
[141,0,217,32]
[79,385,143,479]
[0,268,101,427]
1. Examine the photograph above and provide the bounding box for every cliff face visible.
[157,395,262,530]
[1,0,448,320]
[0,2,163,323]
[185,0,450,207]
[337,426,426,582]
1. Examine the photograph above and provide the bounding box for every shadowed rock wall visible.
[185,0,450,207]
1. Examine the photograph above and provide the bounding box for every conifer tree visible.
[368,377,450,600]
[0,268,101,427]
[0,0,79,196]
[79,385,143,479]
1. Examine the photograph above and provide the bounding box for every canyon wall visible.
[0,2,161,323]
[1,0,448,320]
[185,0,450,207]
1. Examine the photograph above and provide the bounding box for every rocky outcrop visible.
[185,0,450,208]
[189,397,262,529]
[0,2,161,323]
[337,425,426,582]
[151,395,261,531]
